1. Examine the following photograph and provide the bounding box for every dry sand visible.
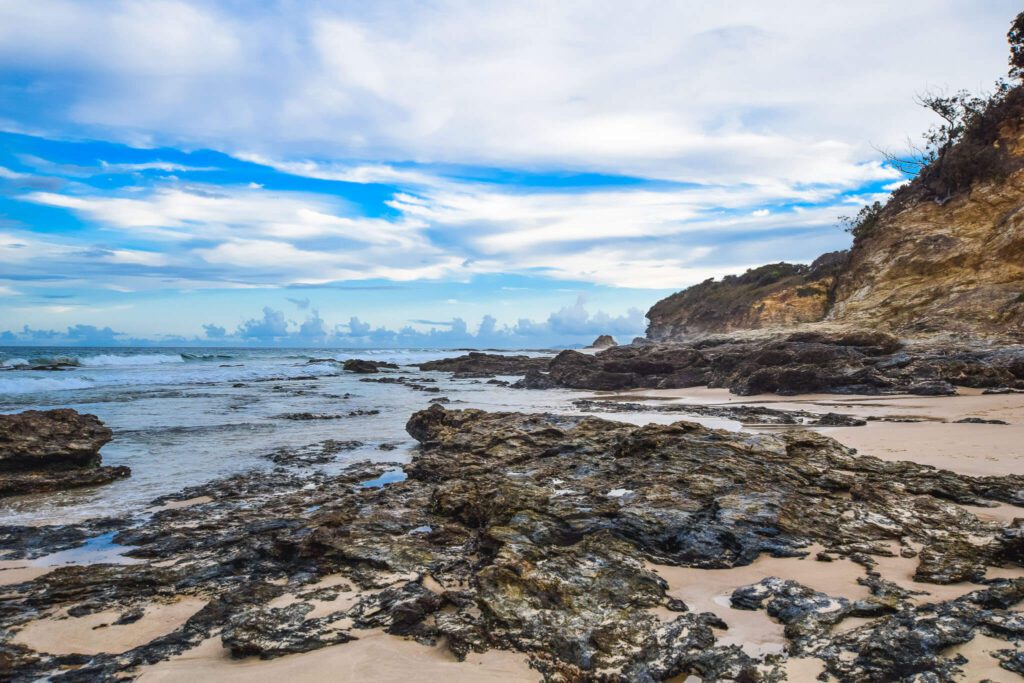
[13,597,207,656]
[0,560,52,586]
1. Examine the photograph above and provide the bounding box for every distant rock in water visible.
[590,334,618,348]
[342,359,399,374]
[417,351,550,377]
[0,409,129,496]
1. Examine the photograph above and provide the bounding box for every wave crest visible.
[79,354,184,367]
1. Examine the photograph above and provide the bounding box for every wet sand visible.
[137,629,536,682]
[602,387,1024,477]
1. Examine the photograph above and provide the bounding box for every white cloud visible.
[22,185,427,246]
[98,161,217,174]
[0,1,1015,183]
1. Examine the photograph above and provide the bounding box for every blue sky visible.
[0,1,1019,346]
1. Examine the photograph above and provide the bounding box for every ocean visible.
[0,347,623,527]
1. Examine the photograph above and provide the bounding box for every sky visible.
[0,0,1019,347]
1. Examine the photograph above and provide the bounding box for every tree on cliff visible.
[1008,10,1024,79]
[870,10,1024,214]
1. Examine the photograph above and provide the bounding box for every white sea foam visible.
[1,358,29,368]
[0,375,96,394]
[78,353,184,367]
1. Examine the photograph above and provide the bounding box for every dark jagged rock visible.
[0,409,129,497]
[814,412,868,427]
[266,439,365,465]
[342,359,399,374]
[221,603,353,658]
[542,332,1024,395]
[590,335,618,348]
[573,398,822,425]
[417,352,551,377]
[512,369,560,389]
[275,412,345,421]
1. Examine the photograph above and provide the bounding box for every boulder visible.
[0,409,128,496]
[589,334,618,348]
[0,409,112,471]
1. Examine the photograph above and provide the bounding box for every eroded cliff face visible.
[645,253,846,340]
[829,138,1024,340]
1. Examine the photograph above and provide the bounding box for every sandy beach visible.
[599,387,1024,477]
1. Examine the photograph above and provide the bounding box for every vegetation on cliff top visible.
[845,11,1024,243]
[645,251,846,335]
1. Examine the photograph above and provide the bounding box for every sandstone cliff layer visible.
[646,253,845,340]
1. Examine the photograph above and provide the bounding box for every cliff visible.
[647,88,1024,343]
[828,126,1024,339]
[645,252,846,340]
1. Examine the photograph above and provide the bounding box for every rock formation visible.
[4,407,1021,680]
[417,351,551,377]
[545,330,1024,395]
[589,334,618,348]
[0,409,129,497]
[342,359,399,373]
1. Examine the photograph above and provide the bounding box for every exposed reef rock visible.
[4,407,1021,681]
[646,252,848,340]
[413,331,1024,396]
[342,359,399,374]
[0,409,128,497]
[545,331,1024,395]
[417,352,551,377]
[571,398,868,426]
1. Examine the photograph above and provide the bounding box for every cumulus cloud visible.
[542,297,645,336]
[202,323,226,338]
[235,306,289,340]
[0,298,649,347]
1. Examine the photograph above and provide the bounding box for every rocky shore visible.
[419,330,1024,396]
[2,402,1022,681]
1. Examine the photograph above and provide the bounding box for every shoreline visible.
[2,381,1023,681]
